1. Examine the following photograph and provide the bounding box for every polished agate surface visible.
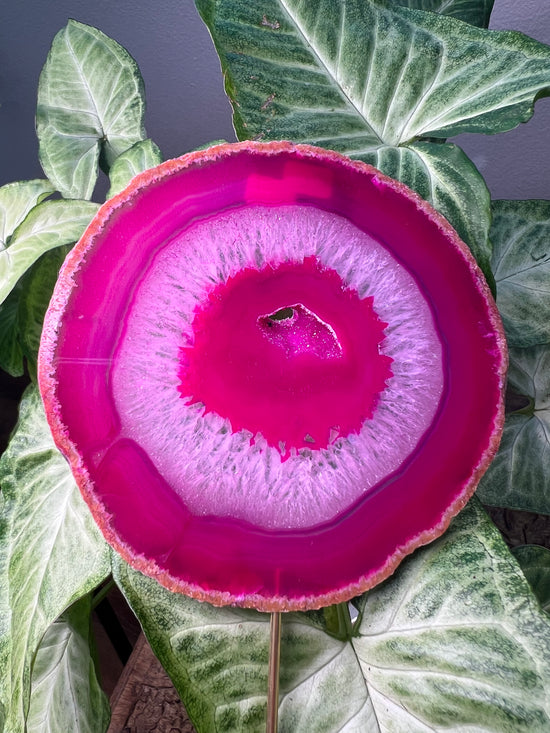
[39,143,506,610]
[113,205,442,529]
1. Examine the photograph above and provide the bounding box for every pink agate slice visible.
[38,142,507,611]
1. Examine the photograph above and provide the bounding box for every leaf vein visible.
[278,0,382,143]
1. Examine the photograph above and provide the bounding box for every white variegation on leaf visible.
[107,139,163,199]
[37,20,146,200]
[0,180,57,375]
[478,345,550,516]
[112,500,550,732]
[353,499,550,732]
[112,551,375,732]
[17,247,71,379]
[367,141,492,278]
[491,199,550,347]
[26,596,110,733]
[0,386,110,733]
[0,180,54,249]
[0,198,98,306]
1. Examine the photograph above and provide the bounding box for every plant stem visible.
[267,611,281,733]
[324,601,354,641]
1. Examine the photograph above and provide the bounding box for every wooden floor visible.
[107,634,196,733]
[93,586,196,733]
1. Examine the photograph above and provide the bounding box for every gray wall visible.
[1,1,548,200]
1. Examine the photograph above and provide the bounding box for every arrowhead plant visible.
[2,3,550,731]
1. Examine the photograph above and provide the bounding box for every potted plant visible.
[1,2,550,731]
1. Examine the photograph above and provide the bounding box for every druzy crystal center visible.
[258,303,342,361]
[179,257,392,453]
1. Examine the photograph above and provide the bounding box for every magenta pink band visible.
[39,142,507,611]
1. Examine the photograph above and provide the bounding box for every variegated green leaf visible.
[478,412,550,515]
[0,180,54,249]
[507,344,550,408]
[107,139,163,198]
[37,20,146,200]
[0,245,68,380]
[394,0,494,27]
[353,499,550,732]
[367,141,492,278]
[513,545,550,614]
[478,344,550,515]
[26,596,110,733]
[112,552,376,732]
[0,198,98,305]
[491,199,550,347]
[0,386,110,733]
[197,0,550,146]
[113,500,550,732]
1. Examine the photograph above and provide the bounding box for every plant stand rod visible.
[267,611,282,733]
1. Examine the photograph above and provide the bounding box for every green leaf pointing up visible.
[37,20,146,200]
[198,0,550,147]
[26,595,110,733]
[107,138,163,198]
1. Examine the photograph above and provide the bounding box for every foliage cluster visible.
[1,2,550,731]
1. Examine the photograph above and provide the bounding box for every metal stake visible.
[266,611,282,733]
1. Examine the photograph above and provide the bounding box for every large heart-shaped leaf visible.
[107,138,163,198]
[113,500,550,732]
[477,345,550,515]
[198,0,550,145]
[112,553,377,731]
[26,595,110,733]
[394,0,494,27]
[353,500,550,731]
[0,198,98,306]
[0,180,54,249]
[491,199,550,347]
[37,20,146,200]
[0,386,110,732]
